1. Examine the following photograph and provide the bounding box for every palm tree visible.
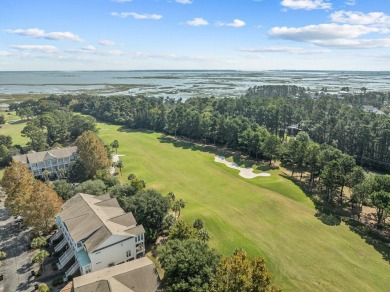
[116,160,124,177]
[57,168,66,180]
[31,237,47,249]
[110,140,119,154]
[38,284,50,292]
[0,250,7,260]
[32,250,49,272]
[193,218,204,230]
[167,192,175,206]
[172,199,185,218]
[198,228,210,242]
[128,173,136,180]
[42,170,50,182]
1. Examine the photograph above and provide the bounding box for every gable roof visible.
[109,213,137,228]
[59,193,142,253]
[12,146,77,164]
[72,257,160,292]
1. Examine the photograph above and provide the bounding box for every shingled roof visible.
[59,193,143,253]
[72,257,160,292]
[12,146,77,164]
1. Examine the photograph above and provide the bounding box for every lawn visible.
[0,111,28,146]
[97,122,390,292]
[0,112,28,179]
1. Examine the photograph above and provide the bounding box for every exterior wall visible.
[88,236,137,273]
[28,153,77,177]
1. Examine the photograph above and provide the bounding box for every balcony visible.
[136,243,145,254]
[54,238,68,252]
[49,231,63,244]
[59,248,75,269]
[65,261,80,280]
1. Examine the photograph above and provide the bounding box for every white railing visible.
[59,248,75,268]
[136,244,145,254]
[54,238,67,252]
[65,261,80,278]
[50,231,62,244]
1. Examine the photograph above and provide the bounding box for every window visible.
[141,234,144,241]
[126,250,131,257]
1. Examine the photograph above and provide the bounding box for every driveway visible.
[0,198,37,292]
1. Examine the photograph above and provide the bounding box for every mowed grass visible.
[0,111,28,146]
[97,123,390,291]
[0,112,28,179]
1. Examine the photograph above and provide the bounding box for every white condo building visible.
[12,146,78,178]
[50,193,145,280]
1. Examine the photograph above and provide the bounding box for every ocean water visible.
[0,71,389,101]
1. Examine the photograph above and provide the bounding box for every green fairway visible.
[0,112,28,179]
[0,112,28,146]
[98,122,389,291]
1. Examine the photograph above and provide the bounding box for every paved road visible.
[0,199,37,292]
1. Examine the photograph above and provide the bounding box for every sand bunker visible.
[112,154,125,163]
[215,156,271,179]
[111,154,126,175]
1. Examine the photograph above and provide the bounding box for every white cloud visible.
[176,0,192,3]
[0,51,11,56]
[111,12,162,19]
[99,39,117,46]
[269,24,384,42]
[66,46,124,56]
[11,45,59,53]
[345,0,356,5]
[5,28,84,42]
[239,46,331,54]
[268,23,390,49]
[216,19,246,28]
[81,45,97,52]
[281,0,332,10]
[330,11,390,26]
[311,38,390,48]
[185,18,209,26]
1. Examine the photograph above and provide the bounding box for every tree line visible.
[244,85,390,112]
[10,93,390,172]
[29,92,387,172]
[283,132,390,228]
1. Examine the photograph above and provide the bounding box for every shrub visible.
[52,277,63,286]
[38,283,50,292]
[51,262,58,271]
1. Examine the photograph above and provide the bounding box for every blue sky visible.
[0,0,389,70]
